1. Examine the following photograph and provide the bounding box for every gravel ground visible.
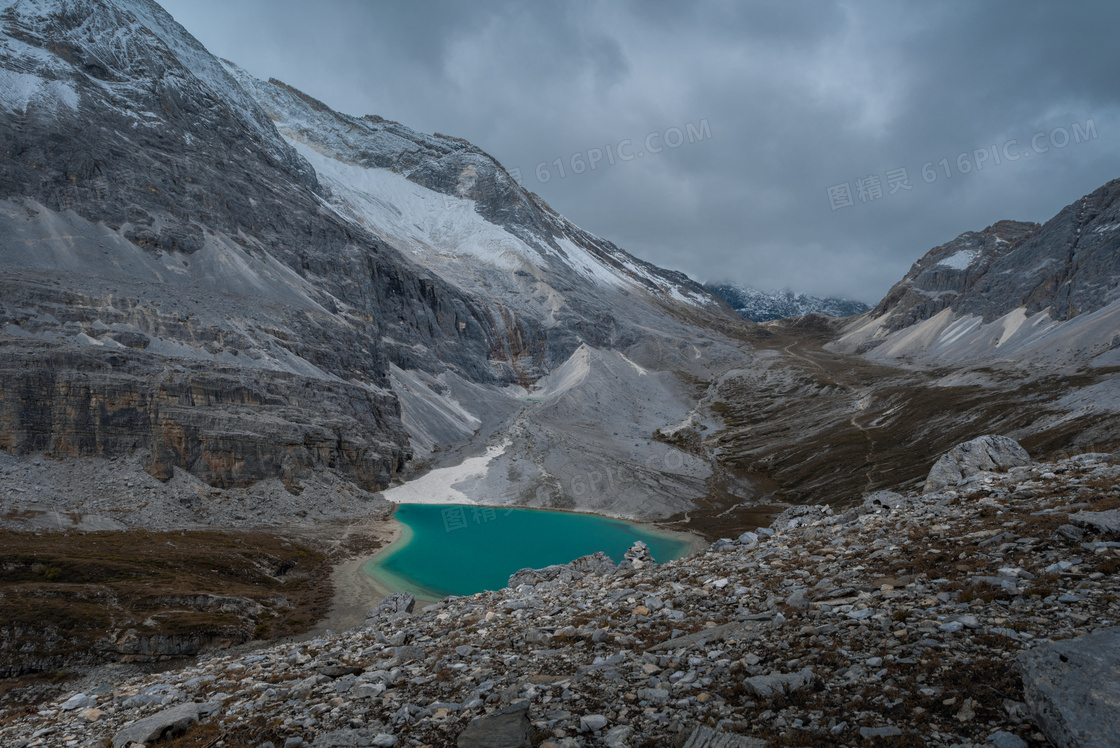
[4,453,1118,747]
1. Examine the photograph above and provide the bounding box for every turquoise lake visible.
[365,504,694,599]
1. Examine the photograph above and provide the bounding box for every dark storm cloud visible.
[159,0,1120,303]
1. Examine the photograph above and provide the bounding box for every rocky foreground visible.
[2,439,1119,748]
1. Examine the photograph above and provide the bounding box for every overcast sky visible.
[160,0,1120,303]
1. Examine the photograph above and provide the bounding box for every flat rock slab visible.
[1017,625,1120,748]
[316,662,364,678]
[743,666,815,698]
[647,621,757,652]
[112,701,219,747]
[312,729,398,747]
[860,726,902,739]
[456,701,531,748]
[1069,509,1120,535]
[680,725,770,747]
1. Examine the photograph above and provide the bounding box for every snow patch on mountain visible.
[288,137,535,275]
[937,249,980,270]
[552,236,625,288]
[379,441,509,506]
[224,62,720,314]
[0,68,76,112]
[285,131,687,298]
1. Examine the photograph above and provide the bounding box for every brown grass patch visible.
[0,529,332,678]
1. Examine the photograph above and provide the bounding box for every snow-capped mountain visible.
[705,283,869,322]
[0,0,745,509]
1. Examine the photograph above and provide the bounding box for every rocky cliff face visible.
[0,0,501,489]
[869,220,1041,334]
[0,0,510,377]
[225,63,731,382]
[832,179,1120,369]
[869,177,1120,332]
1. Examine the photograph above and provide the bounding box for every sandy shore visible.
[359,521,448,608]
[304,517,405,636]
[650,520,710,557]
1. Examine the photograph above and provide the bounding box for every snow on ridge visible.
[109,0,284,144]
[0,13,80,114]
[936,249,980,271]
[286,135,546,275]
[707,284,868,321]
[553,236,625,288]
[286,132,710,305]
[1,0,300,171]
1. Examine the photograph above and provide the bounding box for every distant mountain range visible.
[705,284,870,322]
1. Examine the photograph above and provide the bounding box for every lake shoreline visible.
[307,517,404,636]
[358,502,707,606]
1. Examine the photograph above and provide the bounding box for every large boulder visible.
[862,490,907,511]
[366,592,415,621]
[508,551,616,588]
[923,435,1031,493]
[112,702,221,747]
[1017,626,1120,748]
[569,551,617,576]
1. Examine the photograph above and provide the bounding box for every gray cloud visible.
[159,0,1120,303]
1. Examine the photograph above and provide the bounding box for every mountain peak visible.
[870,177,1120,336]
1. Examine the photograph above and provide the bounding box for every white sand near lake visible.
[379,441,508,505]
